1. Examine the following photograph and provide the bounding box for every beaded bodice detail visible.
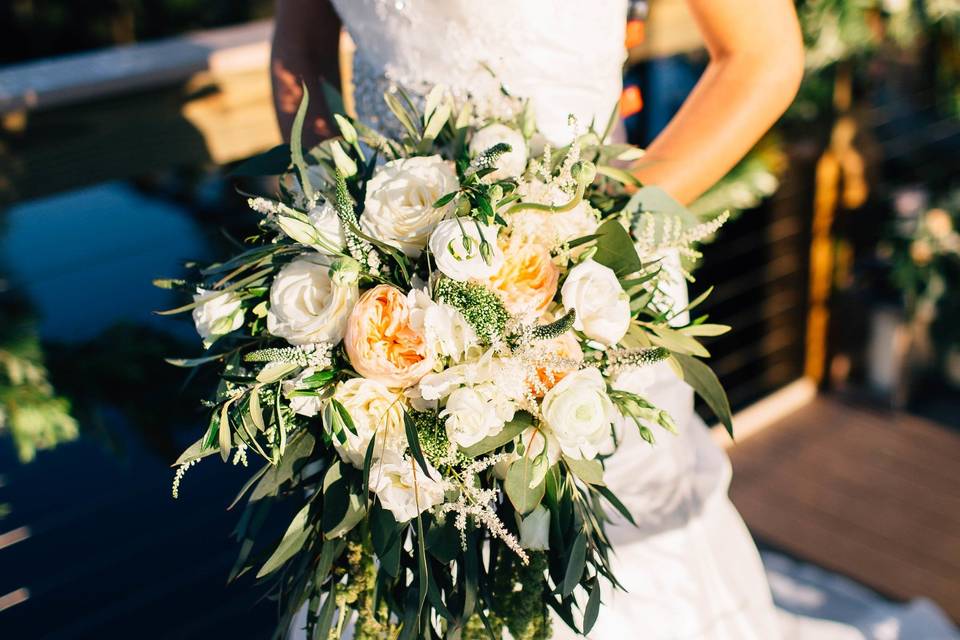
[331,0,628,143]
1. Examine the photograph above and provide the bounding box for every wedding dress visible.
[291,1,952,638]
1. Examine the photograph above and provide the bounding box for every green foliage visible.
[434,277,510,343]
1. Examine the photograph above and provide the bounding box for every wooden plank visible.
[729,396,960,621]
[0,20,272,114]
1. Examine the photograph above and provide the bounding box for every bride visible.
[271,1,807,638]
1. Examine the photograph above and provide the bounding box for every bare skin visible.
[271,0,804,205]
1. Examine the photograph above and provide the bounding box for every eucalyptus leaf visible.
[592,219,643,277]
[403,410,434,479]
[460,412,532,457]
[563,456,605,486]
[505,457,546,515]
[561,531,587,597]
[256,503,311,578]
[673,353,733,438]
[583,579,602,633]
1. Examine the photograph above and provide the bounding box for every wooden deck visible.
[728,394,960,622]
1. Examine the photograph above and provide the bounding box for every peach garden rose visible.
[487,240,559,318]
[345,284,436,388]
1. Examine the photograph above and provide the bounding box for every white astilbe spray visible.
[438,453,529,564]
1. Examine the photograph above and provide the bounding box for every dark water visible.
[0,176,279,638]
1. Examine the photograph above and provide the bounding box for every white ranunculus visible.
[192,289,245,346]
[371,453,446,523]
[331,377,407,468]
[441,383,514,448]
[429,218,505,282]
[518,505,551,550]
[360,155,459,258]
[266,256,358,346]
[406,289,480,363]
[281,367,323,417]
[541,367,616,460]
[561,259,631,346]
[469,123,528,180]
[306,201,346,255]
[419,349,523,402]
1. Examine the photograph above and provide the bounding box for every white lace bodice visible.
[331,0,628,143]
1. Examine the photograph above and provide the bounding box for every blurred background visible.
[0,0,958,637]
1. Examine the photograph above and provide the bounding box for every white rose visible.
[192,289,244,346]
[518,505,551,550]
[429,218,505,282]
[361,155,459,258]
[441,383,515,448]
[331,378,407,468]
[469,123,528,180]
[306,201,346,255]
[371,453,446,523]
[541,367,616,460]
[561,259,630,346]
[281,367,324,417]
[419,349,524,402]
[406,289,480,363]
[266,256,359,346]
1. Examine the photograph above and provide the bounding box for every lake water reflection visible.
[0,175,279,638]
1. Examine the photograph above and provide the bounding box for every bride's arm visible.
[271,0,342,143]
[632,0,804,204]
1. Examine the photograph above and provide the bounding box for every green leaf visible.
[679,323,730,337]
[371,503,402,578]
[403,410,434,480]
[561,531,587,597]
[460,412,532,457]
[325,493,365,539]
[290,83,315,202]
[383,91,421,141]
[592,218,643,277]
[563,456,605,486]
[322,80,346,118]
[673,353,733,438]
[321,461,350,534]
[164,353,227,368]
[415,514,429,621]
[596,487,637,526]
[229,144,291,177]
[583,579,602,633]
[314,580,337,640]
[649,324,710,357]
[256,362,299,383]
[361,432,377,500]
[256,503,310,578]
[505,457,546,515]
[331,398,358,436]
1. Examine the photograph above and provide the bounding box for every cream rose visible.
[561,259,631,346]
[266,256,359,346]
[306,201,346,255]
[345,285,435,388]
[429,218,505,282]
[360,155,459,257]
[331,377,407,468]
[192,289,245,346]
[469,123,528,180]
[541,367,616,460]
[371,453,446,523]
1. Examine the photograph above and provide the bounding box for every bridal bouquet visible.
[159,85,732,639]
